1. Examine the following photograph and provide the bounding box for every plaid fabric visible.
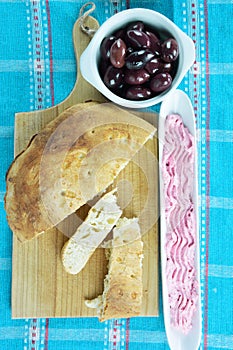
[1,0,232,349]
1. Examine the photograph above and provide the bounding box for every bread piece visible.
[61,189,122,274]
[85,217,143,321]
[5,102,156,242]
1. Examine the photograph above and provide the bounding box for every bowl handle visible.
[180,33,196,72]
[80,43,98,86]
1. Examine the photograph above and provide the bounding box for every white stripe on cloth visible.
[197,129,233,142]
[2,60,233,76]
[207,196,233,210]
[0,192,5,202]
[190,62,233,75]
[0,60,29,72]
[208,0,233,4]
[2,60,233,77]
[0,327,25,339]
[208,62,233,75]
[0,327,231,349]
[0,59,75,72]
[207,334,233,349]
[208,264,233,278]
[12,328,230,348]
[0,126,14,138]
[0,258,11,271]
[199,195,233,210]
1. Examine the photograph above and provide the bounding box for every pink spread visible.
[162,114,198,334]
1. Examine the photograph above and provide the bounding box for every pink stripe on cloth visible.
[28,319,39,350]
[45,318,49,350]
[125,318,130,350]
[26,0,53,347]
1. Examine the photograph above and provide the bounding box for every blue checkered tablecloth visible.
[0,1,232,349]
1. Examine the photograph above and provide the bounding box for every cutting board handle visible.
[69,16,106,106]
[15,16,105,125]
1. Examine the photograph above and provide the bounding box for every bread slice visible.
[85,217,143,321]
[61,189,122,274]
[5,102,156,242]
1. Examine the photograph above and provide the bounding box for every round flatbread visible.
[5,102,156,242]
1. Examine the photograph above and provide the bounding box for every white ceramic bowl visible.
[80,8,195,108]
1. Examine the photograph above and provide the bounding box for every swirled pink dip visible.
[162,114,198,334]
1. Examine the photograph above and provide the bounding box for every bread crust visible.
[5,102,156,241]
[86,218,143,321]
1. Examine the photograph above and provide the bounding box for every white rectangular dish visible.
[159,89,202,350]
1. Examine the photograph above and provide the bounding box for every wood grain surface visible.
[11,16,159,318]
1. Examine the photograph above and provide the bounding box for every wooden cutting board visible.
[12,16,159,318]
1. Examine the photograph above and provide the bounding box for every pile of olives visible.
[99,21,179,101]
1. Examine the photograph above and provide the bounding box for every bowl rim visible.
[80,8,195,108]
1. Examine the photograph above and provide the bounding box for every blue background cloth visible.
[0,1,232,349]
